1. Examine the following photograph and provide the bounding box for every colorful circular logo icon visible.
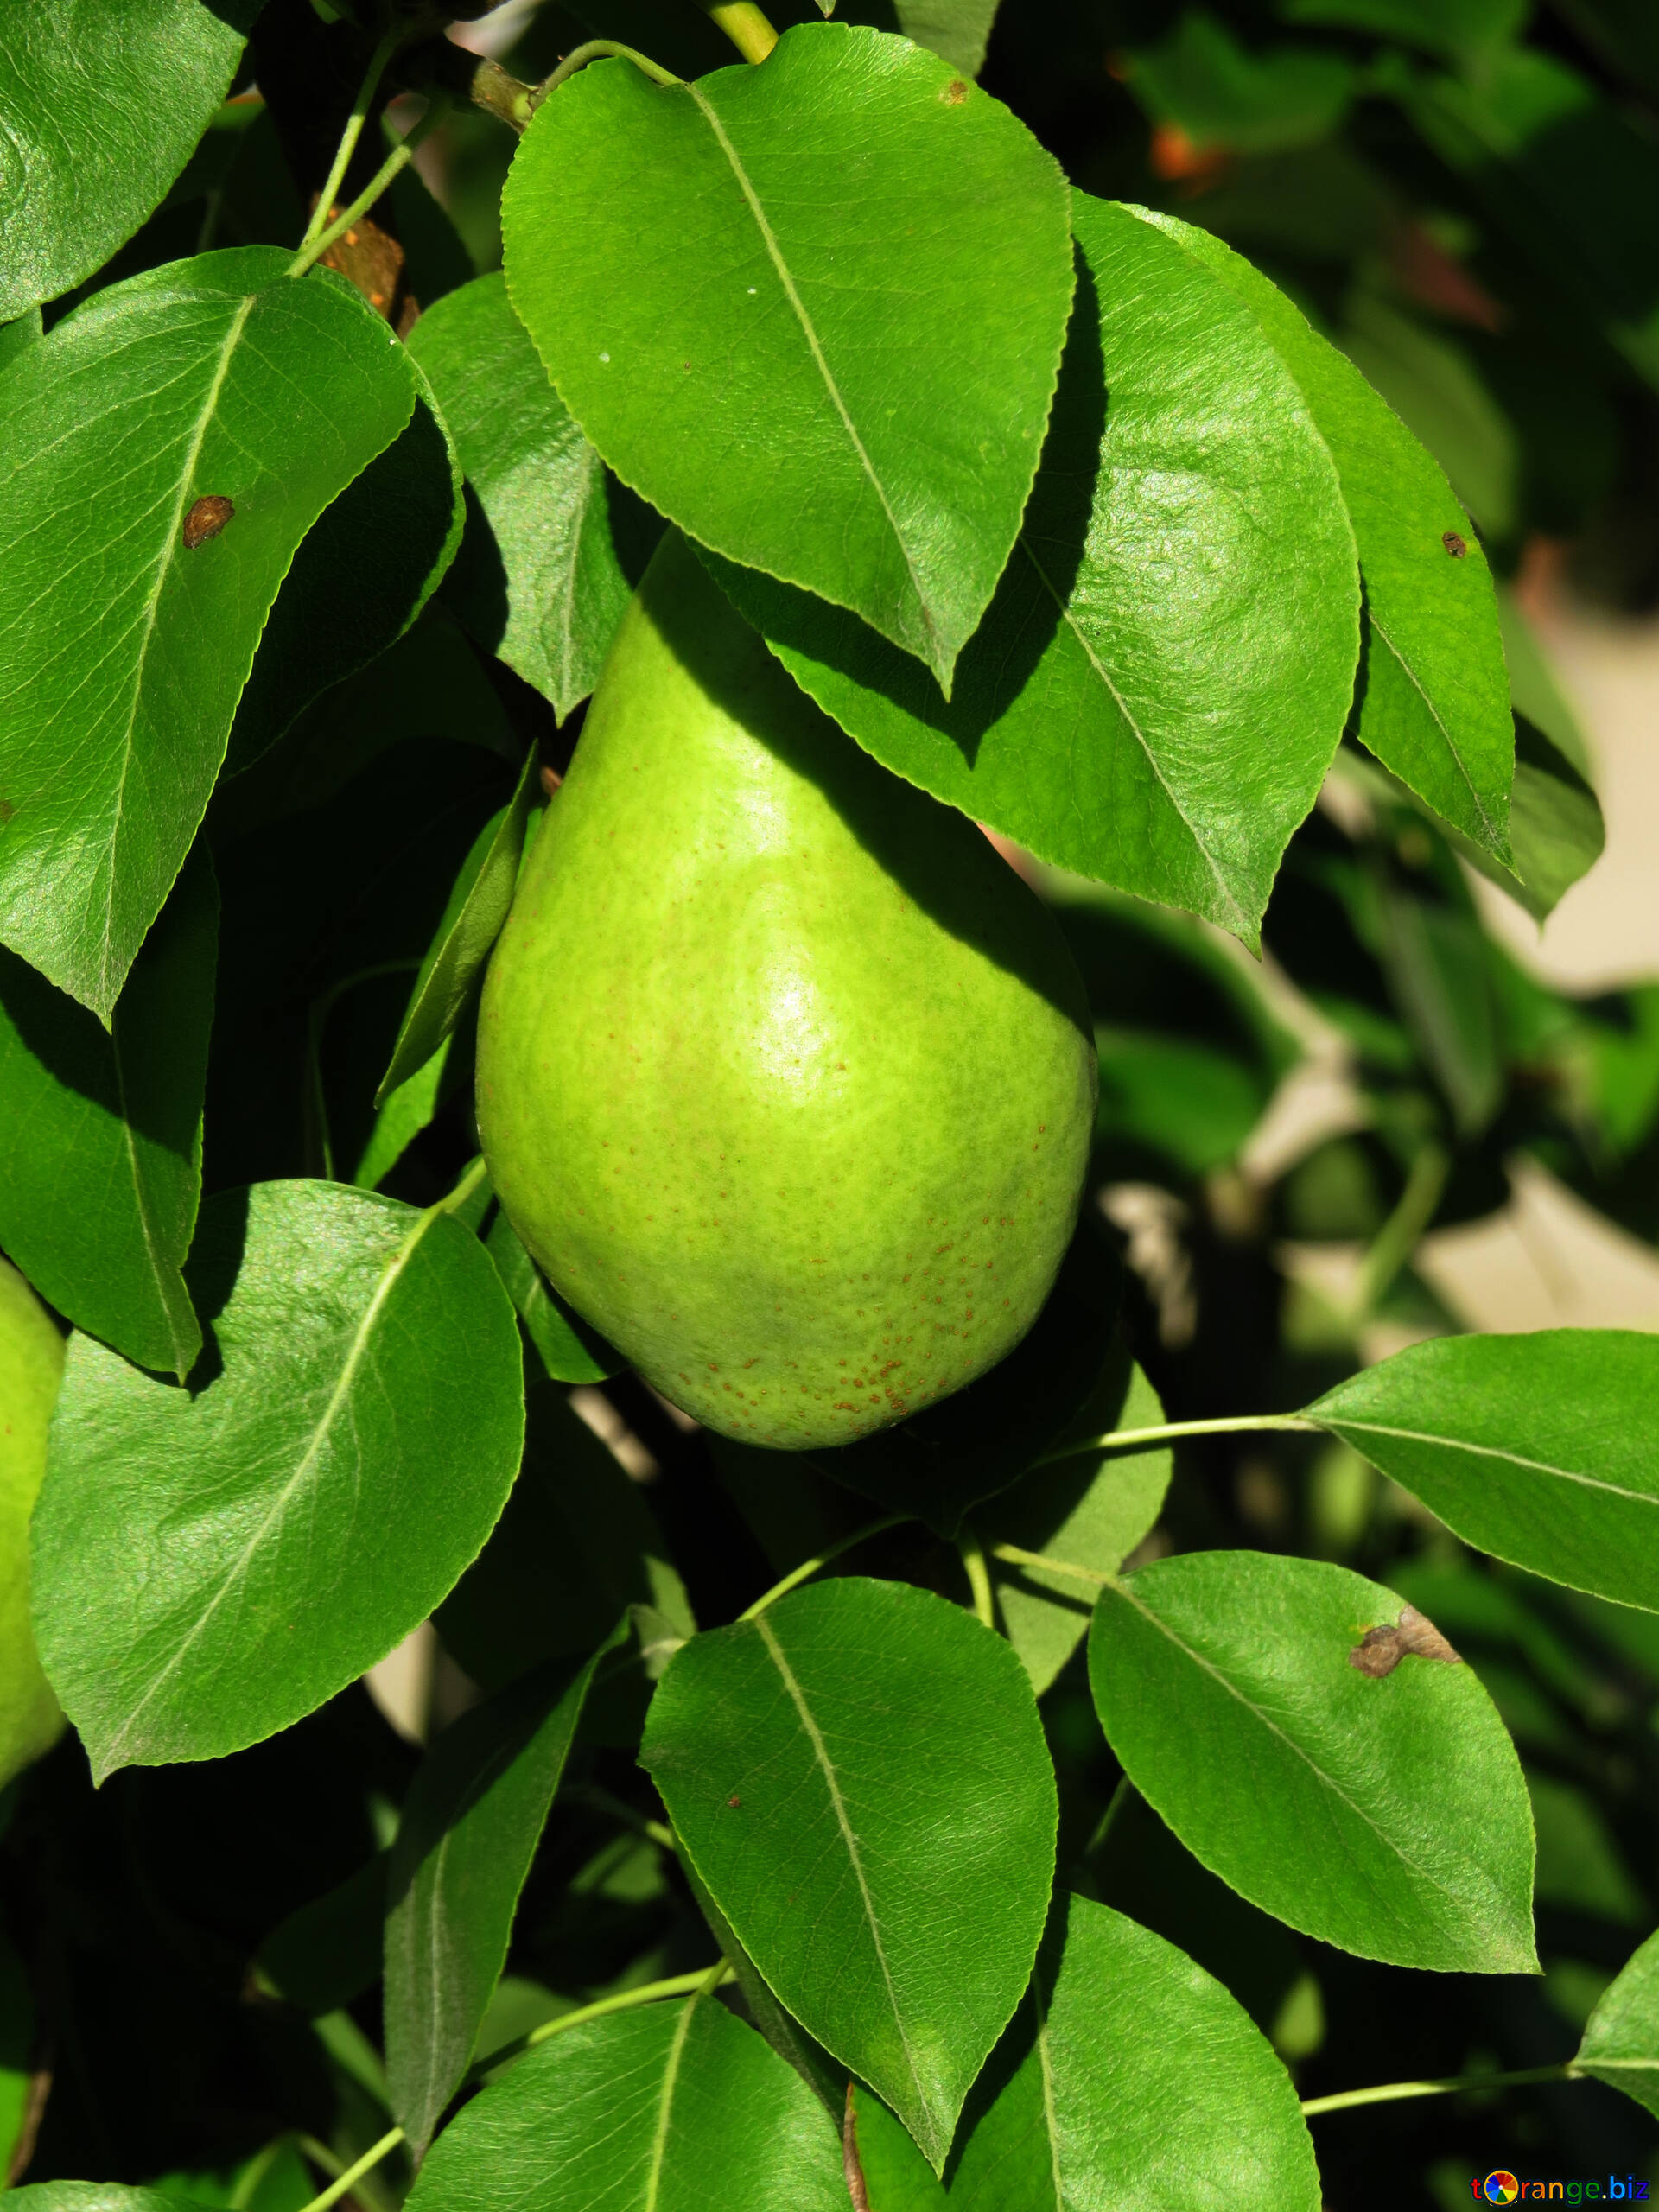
[1484,2177,1520,2205]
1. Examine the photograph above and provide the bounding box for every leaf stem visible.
[989,1540,1117,1590]
[1301,2063,1575,2117]
[434,1155,490,1218]
[287,96,452,281]
[298,22,405,255]
[696,0,780,62]
[536,41,683,105]
[957,1525,997,1630]
[292,2126,404,2212]
[740,1513,914,1620]
[287,1968,734,2212]
[1032,1412,1319,1471]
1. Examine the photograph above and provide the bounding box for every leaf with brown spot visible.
[1349,1603,1462,1678]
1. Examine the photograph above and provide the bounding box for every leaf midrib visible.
[684,80,942,669]
[752,1612,928,2123]
[1018,536,1249,933]
[96,288,258,1012]
[97,1197,442,1774]
[1106,1578,1495,1934]
[1370,610,1509,858]
[1319,1416,1659,1513]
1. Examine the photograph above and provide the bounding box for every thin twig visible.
[288,97,451,281]
[1302,2063,1574,2117]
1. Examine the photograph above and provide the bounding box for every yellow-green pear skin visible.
[477,534,1097,1450]
[0,1259,66,1788]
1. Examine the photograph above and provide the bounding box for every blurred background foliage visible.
[8,0,1659,2205]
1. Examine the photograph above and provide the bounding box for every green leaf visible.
[377,749,537,1105]
[0,845,216,1377]
[1133,209,1515,870]
[1279,0,1524,58]
[224,369,464,778]
[31,1179,524,1779]
[1575,1927,1659,2117]
[0,0,257,320]
[436,1386,690,1694]
[706,191,1357,944]
[0,248,416,1020]
[1086,1551,1538,1971]
[406,272,660,721]
[1126,12,1355,154]
[7,2193,208,2212]
[353,1031,457,1192]
[386,1631,622,2156]
[849,1891,1321,2209]
[404,1988,845,2212]
[981,1340,1171,1694]
[1498,717,1605,922]
[502,26,1072,690]
[484,1211,623,1385]
[641,1576,1057,2169]
[893,0,1001,75]
[1306,1329,1659,1614]
[1376,868,1501,1136]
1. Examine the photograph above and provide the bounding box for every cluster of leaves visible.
[1,0,1657,2207]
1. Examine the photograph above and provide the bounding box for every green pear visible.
[478,533,1097,1450]
[0,1259,65,1787]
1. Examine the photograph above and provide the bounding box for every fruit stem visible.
[1301,2063,1575,2117]
[956,1525,997,1630]
[741,1512,914,1620]
[696,0,780,62]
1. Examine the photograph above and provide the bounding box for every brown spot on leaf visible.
[727,1795,741,1808]
[1350,1603,1461,1678]
[941,78,968,104]
[539,764,563,798]
[1442,531,1468,559]
[0,799,13,825]
[182,495,234,550]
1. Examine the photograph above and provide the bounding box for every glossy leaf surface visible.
[849,1891,1320,2209]
[503,26,1072,690]
[404,1991,844,2212]
[385,1633,620,2155]
[407,273,658,719]
[32,1179,524,1778]
[708,192,1357,942]
[0,249,415,1017]
[1087,1551,1538,1970]
[0,1,257,320]
[1136,207,1515,868]
[1576,1927,1659,2117]
[0,846,216,1376]
[1309,1330,1659,1613]
[642,1576,1057,2169]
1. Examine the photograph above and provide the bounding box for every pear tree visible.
[1,0,1656,2205]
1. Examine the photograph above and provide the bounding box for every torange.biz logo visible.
[1471,2177,1650,2203]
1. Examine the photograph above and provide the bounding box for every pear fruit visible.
[0,1259,66,1788]
[477,534,1096,1450]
